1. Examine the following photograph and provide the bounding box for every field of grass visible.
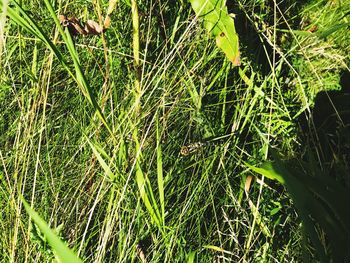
[1,0,350,262]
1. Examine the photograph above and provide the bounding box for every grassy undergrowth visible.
[1,0,349,262]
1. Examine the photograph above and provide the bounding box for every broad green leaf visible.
[246,162,285,184]
[249,160,328,262]
[189,0,240,65]
[21,197,82,263]
[187,251,196,263]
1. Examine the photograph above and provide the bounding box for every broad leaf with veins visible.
[190,0,240,66]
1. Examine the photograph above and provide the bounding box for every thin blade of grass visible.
[156,115,165,226]
[132,127,162,228]
[203,245,224,252]
[135,160,161,228]
[10,1,69,70]
[7,0,115,140]
[318,22,350,38]
[85,136,117,182]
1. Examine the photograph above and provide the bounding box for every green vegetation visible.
[1,0,349,262]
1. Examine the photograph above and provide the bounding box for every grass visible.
[1,0,350,262]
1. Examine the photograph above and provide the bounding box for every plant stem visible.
[131,0,141,115]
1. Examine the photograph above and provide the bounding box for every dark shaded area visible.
[298,70,350,177]
[226,0,313,76]
[293,70,350,260]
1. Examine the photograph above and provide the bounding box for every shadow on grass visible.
[299,70,350,171]
[227,0,314,75]
[281,69,350,262]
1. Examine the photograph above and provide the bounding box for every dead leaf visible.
[103,15,111,29]
[307,25,318,33]
[59,15,86,36]
[136,243,148,263]
[245,175,253,193]
[58,15,107,36]
[68,17,87,35]
[84,19,104,35]
[58,15,67,24]
[232,51,241,66]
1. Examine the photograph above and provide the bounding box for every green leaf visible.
[21,197,82,263]
[189,0,240,65]
[249,160,329,262]
[246,162,285,184]
[187,251,196,263]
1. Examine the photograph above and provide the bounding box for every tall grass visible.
[1,0,349,262]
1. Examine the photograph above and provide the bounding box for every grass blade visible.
[42,0,114,138]
[20,196,82,263]
[187,251,196,263]
[86,136,117,182]
[135,160,162,228]
[156,116,165,226]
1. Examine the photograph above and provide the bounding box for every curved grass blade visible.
[42,0,115,139]
[85,136,118,182]
[187,251,196,263]
[135,160,162,229]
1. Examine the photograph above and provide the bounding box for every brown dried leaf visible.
[58,15,66,24]
[103,15,111,29]
[136,243,148,263]
[58,15,86,36]
[84,20,103,35]
[58,15,107,36]
[68,17,87,35]
[245,175,253,193]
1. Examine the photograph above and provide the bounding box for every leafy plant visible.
[189,0,240,65]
